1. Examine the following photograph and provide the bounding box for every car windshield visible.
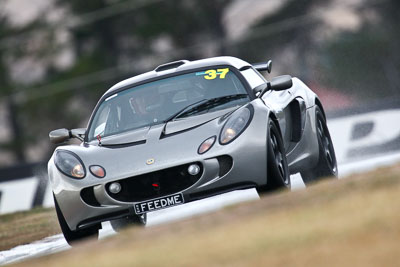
[88,67,250,141]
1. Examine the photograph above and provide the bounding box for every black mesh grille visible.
[107,162,203,202]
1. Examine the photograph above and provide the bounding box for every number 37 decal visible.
[196,68,229,80]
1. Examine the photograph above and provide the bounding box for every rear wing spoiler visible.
[252,60,272,73]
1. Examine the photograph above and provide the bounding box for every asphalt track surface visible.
[1,146,400,265]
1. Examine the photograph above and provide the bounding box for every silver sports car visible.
[48,56,337,244]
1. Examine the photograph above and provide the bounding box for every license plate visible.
[134,193,184,214]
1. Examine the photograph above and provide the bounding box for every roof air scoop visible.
[155,60,190,72]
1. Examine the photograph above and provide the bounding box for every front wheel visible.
[53,194,100,245]
[301,106,338,184]
[257,119,290,194]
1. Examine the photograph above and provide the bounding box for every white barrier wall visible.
[330,109,400,165]
[1,108,400,215]
[0,178,39,214]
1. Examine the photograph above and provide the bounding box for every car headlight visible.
[220,106,252,144]
[54,150,86,179]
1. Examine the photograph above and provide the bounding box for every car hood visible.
[89,107,236,146]
[55,106,241,183]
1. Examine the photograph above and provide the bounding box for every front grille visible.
[106,162,203,202]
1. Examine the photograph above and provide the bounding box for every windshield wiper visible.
[163,99,210,123]
[164,94,248,123]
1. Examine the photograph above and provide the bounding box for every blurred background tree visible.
[0,15,27,163]
[0,0,398,166]
[320,0,400,99]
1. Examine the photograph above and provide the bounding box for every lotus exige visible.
[48,56,337,244]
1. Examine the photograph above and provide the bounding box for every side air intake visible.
[155,60,189,72]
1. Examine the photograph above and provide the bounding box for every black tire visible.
[53,194,100,245]
[257,119,290,194]
[301,106,338,184]
[110,213,147,232]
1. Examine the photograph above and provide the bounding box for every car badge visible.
[146,158,155,165]
[152,182,160,191]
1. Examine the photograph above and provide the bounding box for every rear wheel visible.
[53,194,100,245]
[110,214,147,232]
[301,106,338,184]
[257,119,290,194]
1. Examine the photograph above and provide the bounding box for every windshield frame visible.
[84,65,255,143]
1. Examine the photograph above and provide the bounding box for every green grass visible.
[0,207,60,251]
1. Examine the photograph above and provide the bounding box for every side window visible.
[241,68,266,89]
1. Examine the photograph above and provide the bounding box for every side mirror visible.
[70,128,86,141]
[269,75,293,91]
[49,128,70,144]
[49,128,86,144]
[253,83,268,96]
[257,75,293,98]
